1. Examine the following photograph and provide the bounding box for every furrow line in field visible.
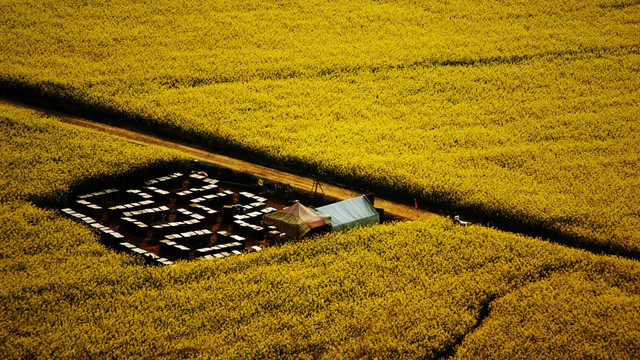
[436,294,498,360]
[437,267,572,360]
[199,43,640,84]
[52,44,639,87]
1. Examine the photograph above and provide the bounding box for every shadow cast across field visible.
[598,0,640,9]
[2,55,640,263]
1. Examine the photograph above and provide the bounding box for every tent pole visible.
[312,177,325,197]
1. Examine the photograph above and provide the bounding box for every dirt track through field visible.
[1,98,436,220]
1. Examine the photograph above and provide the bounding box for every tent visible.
[263,202,331,239]
[315,195,379,232]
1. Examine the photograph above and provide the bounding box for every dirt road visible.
[1,98,436,220]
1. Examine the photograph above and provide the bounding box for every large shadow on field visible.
[2,52,640,263]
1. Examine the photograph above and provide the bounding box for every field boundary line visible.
[0,98,435,220]
[4,96,640,262]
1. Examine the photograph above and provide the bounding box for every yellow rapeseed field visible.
[1,0,639,255]
[455,268,640,359]
[0,104,188,207]
[2,94,640,358]
[2,0,638,256]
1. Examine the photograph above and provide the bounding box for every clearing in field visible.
[56,142,388,264]
[60,170,383,265]
[2,0,640,358]
[2,91,640,360]
[1,0,638,257]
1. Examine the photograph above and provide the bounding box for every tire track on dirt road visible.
[1,98,435,220]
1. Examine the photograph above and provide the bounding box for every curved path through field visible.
[1,98,435,221]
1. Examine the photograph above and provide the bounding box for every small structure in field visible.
[315,195,379,232]
[61,171,384,265]
[263,202,331,239]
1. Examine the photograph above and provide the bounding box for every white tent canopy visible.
[315,195,379,232]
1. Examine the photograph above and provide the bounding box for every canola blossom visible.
[1,0,638,256]
[2,96,640,359]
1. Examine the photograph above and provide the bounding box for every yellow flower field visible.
[1,92,640,359]
[2,0,638,256]
[2,1,640,356]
